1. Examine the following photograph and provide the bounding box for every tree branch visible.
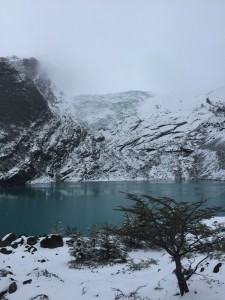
[185,256,208,281]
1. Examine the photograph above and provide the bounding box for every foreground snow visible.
[0,235,225,299]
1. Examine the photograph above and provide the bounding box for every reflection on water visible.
[0,181,224,238]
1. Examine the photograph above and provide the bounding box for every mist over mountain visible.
[0,57,225,186]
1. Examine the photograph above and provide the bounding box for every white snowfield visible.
[0,218,225,300]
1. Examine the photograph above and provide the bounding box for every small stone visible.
[27,246,37,254]
[40,259,46,263]
[8,281,17,294]
[23,279,32,285]
[31,294,49,299]
[213,263,222,273]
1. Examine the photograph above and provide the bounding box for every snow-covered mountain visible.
[0,57,86,186]
[0,57,225,186]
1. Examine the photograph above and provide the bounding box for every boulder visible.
[0,248,13,255]
[11,243,18,249]
[8,282,17,294]
[40,235,63,249]
[11,237,24,249]
[0,233,16,247]
[27,236,38,246]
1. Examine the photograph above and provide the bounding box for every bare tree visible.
[115,194,224,296]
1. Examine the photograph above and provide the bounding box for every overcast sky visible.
[0,0,225,96]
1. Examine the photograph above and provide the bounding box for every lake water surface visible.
[0,181,225,238]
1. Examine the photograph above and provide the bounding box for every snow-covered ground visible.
[1,219,225,300]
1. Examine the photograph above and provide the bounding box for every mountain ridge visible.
[0,57,225,186]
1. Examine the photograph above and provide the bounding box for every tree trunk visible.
[174,256,189,296]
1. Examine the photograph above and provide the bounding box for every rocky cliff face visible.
[0,57,85,186]
[60,89,225,181]
[0,57,225,186]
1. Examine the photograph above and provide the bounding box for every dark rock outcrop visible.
[0,58,51,126]
[0,57,84,186]
[40,235,63,249]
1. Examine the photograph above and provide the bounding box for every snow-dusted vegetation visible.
[0,224,224,300]
[1,196,225,300]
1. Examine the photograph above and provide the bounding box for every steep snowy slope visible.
[0,56,225,185]
[0,57,86,186]
[58,88,225,181]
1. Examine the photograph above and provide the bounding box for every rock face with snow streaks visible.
[0,57,85,186]
[60,89,225,181]
[0,56,225,185]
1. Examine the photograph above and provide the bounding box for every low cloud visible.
[0,0,225,96]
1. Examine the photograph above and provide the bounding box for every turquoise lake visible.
[0,181,224,238]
